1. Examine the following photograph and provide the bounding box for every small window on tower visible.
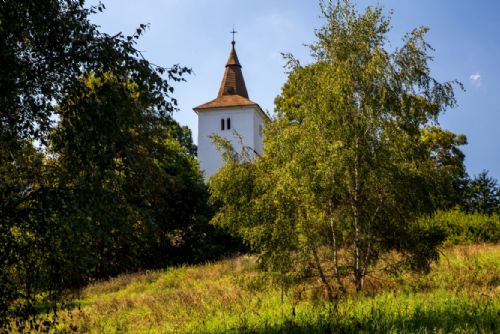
[221,118,225,130]
[227,118,231,130]
[259,124,263,137]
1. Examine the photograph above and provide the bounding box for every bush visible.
[421,209,500,245]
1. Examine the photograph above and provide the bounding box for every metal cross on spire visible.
[230,26,237,45]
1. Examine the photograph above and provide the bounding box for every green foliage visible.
[50,73,206,276]
[0,0,232,327]
[0,140,47,320]
[209,0,465,295]
[460,171,500,215]
[0,0,187,142]
[421,209,500,245]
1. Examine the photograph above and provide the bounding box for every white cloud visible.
[469,72,481,87]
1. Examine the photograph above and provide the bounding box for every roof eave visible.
[194,103,271,122]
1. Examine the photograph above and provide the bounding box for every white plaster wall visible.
[197,106,261,178]
[253,112,265,155]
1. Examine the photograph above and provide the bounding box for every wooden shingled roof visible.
[194,42,259,110]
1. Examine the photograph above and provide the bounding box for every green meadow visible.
[12,244,499,333]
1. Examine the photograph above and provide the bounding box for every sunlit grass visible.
[12,244,500,333]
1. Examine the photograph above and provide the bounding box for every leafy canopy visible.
[210,0,466,295]
[0,0,222,327]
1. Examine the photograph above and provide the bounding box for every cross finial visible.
[230,26,237,46]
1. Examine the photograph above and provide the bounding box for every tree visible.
[0,0,199,324]
[51,73,210,277]
[461,171,500,215]
[209,0,465,296]
[0,140,47,321]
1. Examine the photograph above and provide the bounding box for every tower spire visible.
[194,30,263,110]
[217,32,248,98]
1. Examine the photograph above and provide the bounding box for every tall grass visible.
[9,245,500,333]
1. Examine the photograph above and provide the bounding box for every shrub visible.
[420,209,500,245]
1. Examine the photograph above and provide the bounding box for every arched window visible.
[221,118,225,130]
[227,118,231,130]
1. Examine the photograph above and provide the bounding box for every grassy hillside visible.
[14,244,500,333]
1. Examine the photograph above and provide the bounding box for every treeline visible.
[0,0,238,325]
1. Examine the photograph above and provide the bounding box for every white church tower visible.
[194,38,268,178]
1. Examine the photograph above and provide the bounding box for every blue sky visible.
[88,0,500,179]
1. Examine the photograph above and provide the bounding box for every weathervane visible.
[230,26,237,45]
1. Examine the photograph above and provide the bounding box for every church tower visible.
[194,38,268,178]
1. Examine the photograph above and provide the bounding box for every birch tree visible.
[210,0,465,295]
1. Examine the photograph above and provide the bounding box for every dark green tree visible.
[461,171,500,215]
[0,0,206,325]
[51,73,209,277]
